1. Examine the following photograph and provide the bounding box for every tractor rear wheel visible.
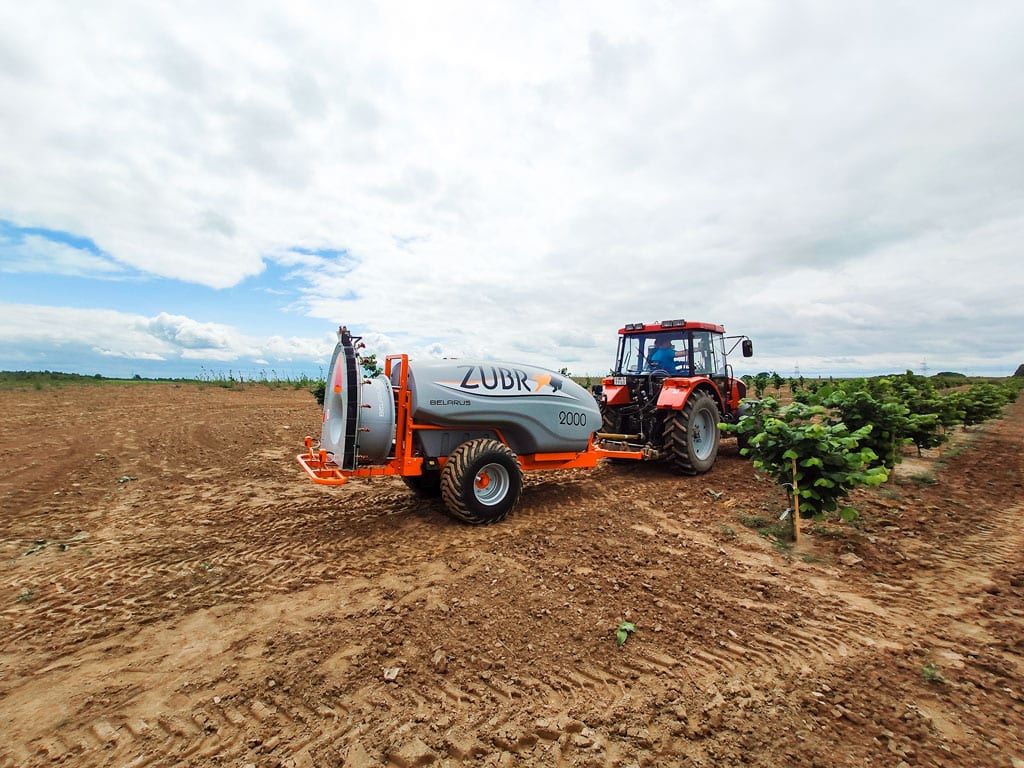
[440,439,522,524]
[665,391,720,475]
[402,469,441,497]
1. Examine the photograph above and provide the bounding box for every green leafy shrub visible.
[958,382,1008,426]
[823,386,911,469]
[891,371,948,455]
[752,373,770,398]
[935,391,966,432]
[723,398,889,518]
[311,380,326,406]
[1002,380,1022,402]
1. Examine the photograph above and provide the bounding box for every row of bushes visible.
[723,373,1020,519]
[793,373,1019,463]
[741,370,1009,399]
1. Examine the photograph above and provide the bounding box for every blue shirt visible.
[649,346,676,371]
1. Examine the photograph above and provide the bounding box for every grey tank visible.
[392,360,600,456]
[320,334,600,466]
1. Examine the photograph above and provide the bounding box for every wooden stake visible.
[791,456,801,544]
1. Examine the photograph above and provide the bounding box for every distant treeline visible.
[0,369,322,392]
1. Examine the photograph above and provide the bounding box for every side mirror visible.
[742,339,753,358]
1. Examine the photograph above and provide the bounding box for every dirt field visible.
[1,383,1022,767]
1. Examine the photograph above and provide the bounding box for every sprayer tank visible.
[394,360,600,455]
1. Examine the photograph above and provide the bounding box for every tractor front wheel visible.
[665,391,720,475]
[440,439,522,524]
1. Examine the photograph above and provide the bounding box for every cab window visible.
[692,331,725,376]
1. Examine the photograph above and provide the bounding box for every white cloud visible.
[93,347,166,361]
[0,2,1023,374]
[0,303,336,367]
[145,312,236,350]
[0,233,124,278]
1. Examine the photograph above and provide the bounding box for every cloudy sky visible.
[2,1,1023,379]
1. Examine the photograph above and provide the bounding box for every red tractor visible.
[595,319,753,474]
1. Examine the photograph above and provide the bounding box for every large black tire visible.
[665,391,721,475]
[599,402,619,433]
[402,469,441,497]
[440,439,522,525]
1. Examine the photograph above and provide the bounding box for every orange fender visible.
[656,381,692,409]
[603,384,631,405]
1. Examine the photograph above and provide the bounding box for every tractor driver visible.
[648,337,679,373]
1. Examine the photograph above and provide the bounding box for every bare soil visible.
[1,384,1021,767]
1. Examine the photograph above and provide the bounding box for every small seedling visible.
[615,621,637,647]
[922,663,945,684]
[16,589,35,603]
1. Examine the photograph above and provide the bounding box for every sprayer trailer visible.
[298,321,752,524]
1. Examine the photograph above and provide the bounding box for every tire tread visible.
[665,391,720,475]
[440,439,521,525]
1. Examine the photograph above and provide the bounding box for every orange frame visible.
[296,353,643,486]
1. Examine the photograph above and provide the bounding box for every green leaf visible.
[839,506,859,522]
[616,629,628,646]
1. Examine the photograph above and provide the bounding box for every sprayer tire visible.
[402,470,442,497]
[440,439,522,525]
[665,391,720,475]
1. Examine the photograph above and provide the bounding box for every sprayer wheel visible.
[665,391,721,475]
[440,438,522,525]
[402,469,442,497]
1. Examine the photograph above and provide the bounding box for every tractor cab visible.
[597,319,753,474]
[613,321,730,378]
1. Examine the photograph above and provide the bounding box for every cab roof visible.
[618,320,725,335]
